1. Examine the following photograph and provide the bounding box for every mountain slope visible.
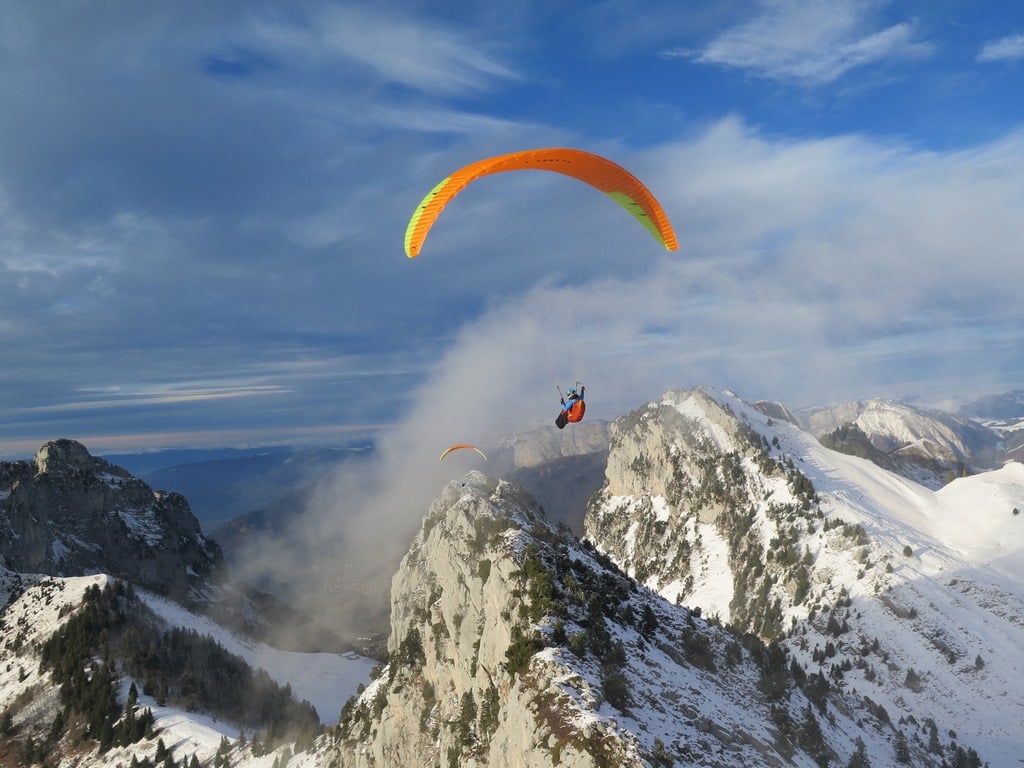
[327,471,990,768]
[798,398,1003,488]
[585,387,1022,766]
[0,570,374,768]
[959,389,1024,462]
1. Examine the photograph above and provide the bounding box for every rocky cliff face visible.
[585,388,817,637]
[332,472,642,768]
[508,420,611,469]
[0,439,221,601]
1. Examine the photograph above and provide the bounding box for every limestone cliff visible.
[332,472,643,768]
[585,387,812,638]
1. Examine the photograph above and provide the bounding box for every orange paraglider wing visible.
[439,444,488,462]
[405,147,679,257]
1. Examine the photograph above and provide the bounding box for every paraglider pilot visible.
[555,384,586,429]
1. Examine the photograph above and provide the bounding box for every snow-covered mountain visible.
[796,398,1004,489]
[958,389,1024,463]
[330,472,906,767]
[0,441,377,768]
[586,388,1023,766]
[4,387,1024,767]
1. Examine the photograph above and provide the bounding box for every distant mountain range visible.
[102,442,373,530]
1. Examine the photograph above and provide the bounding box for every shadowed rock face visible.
[0,439,221,601]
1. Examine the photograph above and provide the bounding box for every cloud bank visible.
[676,0,931,84]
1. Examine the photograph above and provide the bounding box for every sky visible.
[4,0,1024,457]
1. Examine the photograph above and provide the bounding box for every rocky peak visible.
[603,388,753,504]
[33,438,115,477]
[333,472,646,767]
[0,439,221,602]
[587,388,796,631]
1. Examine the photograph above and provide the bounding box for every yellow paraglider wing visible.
[438,444,488,462]
[405,147,679,257]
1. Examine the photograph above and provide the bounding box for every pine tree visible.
[21,735,38,765]
[47,708,65,743]
[652,736,674,767]
[640,603,659,639]
[894,729,910,763]
[847,737,872,768]
[799,705,831,767]
[457,691,476,746]
[903,667,921,691]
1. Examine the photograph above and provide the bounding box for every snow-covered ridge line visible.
[587,387,1024,767]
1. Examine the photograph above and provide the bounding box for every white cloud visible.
[253,5,521,95]
[977,33,1024,63]
[686,0,931,84]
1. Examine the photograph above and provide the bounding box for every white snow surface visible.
[0,570,377,768]
[137,589,377,725]
[117,506,165,545]
[709,391,1024,765]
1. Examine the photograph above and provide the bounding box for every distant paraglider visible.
[439,444,487,462]
[404,147,679,258]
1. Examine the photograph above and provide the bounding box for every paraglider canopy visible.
[439,444,487,462]
[405,147,679,257]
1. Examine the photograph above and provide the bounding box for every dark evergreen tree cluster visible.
[37,581,153,755]
[125,625,320,746]
[36,580,321,758]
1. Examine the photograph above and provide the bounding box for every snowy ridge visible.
[798,397,1005,483]
[588,387,1024,766]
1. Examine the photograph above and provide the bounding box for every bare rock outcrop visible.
[0,439,220,600]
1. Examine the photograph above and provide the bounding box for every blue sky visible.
[3,0,1024,457]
